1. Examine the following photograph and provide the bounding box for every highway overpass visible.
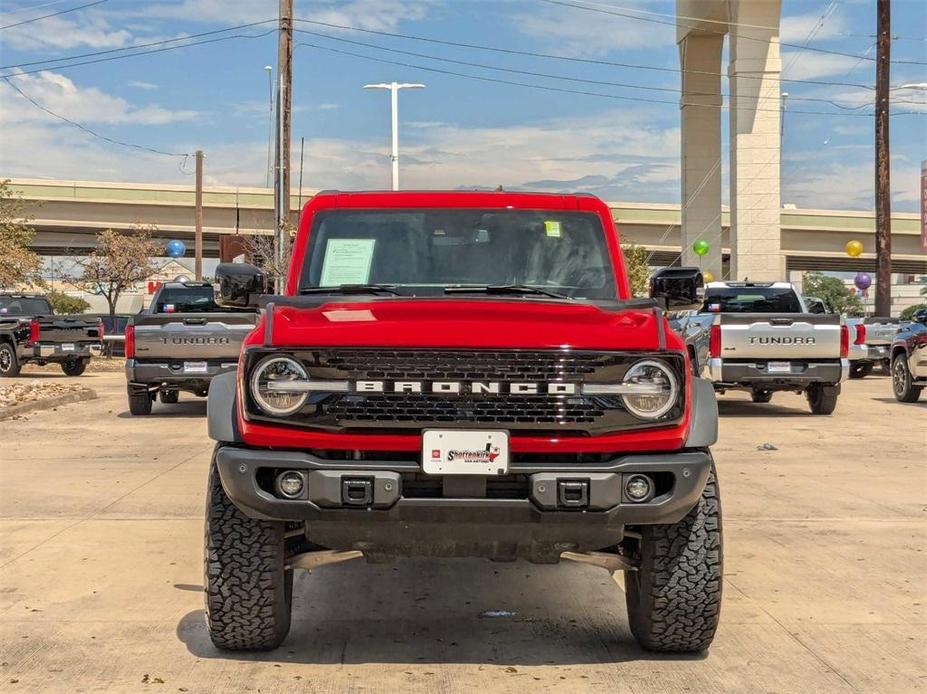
[9,178,927,277]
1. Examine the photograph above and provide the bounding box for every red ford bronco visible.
[205,191,722,653]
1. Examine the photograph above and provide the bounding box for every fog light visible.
[275,471,305,499]
[625,474,652,502]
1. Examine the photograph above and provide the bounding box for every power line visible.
[539,0,927,66]
[0,0,82,16]
[0,0,108,31]
[296,28,926,111]
[295,40,924,117]
[2,76,189,157]
[0,19,276,71]
[291,17,878,91]
[0,25,278,78]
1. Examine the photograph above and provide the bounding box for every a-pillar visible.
[679,32,724,279]
[728,0,783,281]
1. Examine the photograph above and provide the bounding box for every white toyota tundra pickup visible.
[702,281,849,414]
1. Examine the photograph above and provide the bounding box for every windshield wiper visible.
[299,284,401,295]
[444,284,571,300]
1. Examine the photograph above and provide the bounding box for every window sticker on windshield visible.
[320,239,376,286]
[544,220,562,238]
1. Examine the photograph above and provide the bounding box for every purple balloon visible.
[854,272,872,290]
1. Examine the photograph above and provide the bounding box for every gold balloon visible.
[702,271,715,283]
[845,240,863,257]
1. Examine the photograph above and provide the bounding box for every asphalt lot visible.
[1,369,925,693]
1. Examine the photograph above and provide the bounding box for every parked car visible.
[891,309,927,402]
[202,191,722,654]
[862,317,901,375]
[0,293,103,377]
[125,280,260,415]
[702,282,848,414]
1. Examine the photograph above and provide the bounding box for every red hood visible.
[262,298,673,351]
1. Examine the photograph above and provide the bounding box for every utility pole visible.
[874,0,892,316]
[363,82,425,190]
[298,136,305,211]
[194,149,204,280]
[274,0,293,291]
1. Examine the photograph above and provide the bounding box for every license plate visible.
[184,361,208,374]
[422,430,509,475]
[61,343,75,352]
[767,361,791,373]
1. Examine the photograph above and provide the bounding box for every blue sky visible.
[0,0,925,211]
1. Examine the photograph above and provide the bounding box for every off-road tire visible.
[625,459,723,653]
[806,383,839,415]
[160,389,179,404]
[60,358,89,377]
[751,389,773,403]
[126,385,152,416]
[204,452,293,650]
[0,342,21,377]
[892,353,923,403]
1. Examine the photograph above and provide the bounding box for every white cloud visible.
[0,71,199,126]
[513,3,674,57]
[781,51,869,81]
[782,153,920,210]
[1,13,132,50]
[780,8,850,44]
[128,80,159,90]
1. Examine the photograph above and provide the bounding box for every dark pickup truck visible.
[0,293,103,377]
[125,280,259,415]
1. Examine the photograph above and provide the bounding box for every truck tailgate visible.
[132,313,258,361]
[718,313,843,360]
[38,316,102,343]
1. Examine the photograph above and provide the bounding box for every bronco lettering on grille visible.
[353,380,578,395]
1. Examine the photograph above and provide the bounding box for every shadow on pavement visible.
[176,559,707,666]
[717,399,811,417]
[116,402,207,419]
[870,397,927,408]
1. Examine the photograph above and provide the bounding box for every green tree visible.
[70,226,159,318]
[622,242,650,297]
[900,303,927,320]
[802,271,864,316]
[0,180,42,288]
[46,289,90,315]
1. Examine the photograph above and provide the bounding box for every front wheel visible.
[624,458,723,653]
[204,450,293,650]
[848,362,873,379]
[806,383,839,415]
[60,358,89,377]
[892,353,923,403]
[0,342,21,377]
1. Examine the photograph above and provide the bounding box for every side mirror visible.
[216,262,267,308]
[649,267,703,311]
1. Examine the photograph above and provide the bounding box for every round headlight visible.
[621,360,678,419]
[250,356,309,416]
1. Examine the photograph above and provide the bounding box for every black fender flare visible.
[207,371,240,443]
[685,377,718,448]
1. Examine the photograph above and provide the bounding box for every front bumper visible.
[33,342,102,360]
[126,358,238,388]
[214,445,711,560]
[707,358,848,386]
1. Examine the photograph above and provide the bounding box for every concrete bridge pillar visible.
[728,0,784,281]
[679,32,724,279]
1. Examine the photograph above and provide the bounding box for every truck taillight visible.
[125,324,135,359]
[840,325,849,358]
[29,318,40,344]
[854,324,866,346]
[709,323,721,358]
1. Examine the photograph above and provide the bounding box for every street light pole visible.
[363,82,425,190]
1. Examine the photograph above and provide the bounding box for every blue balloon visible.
[166,240,186,258]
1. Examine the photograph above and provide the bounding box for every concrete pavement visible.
[1,369,925,693]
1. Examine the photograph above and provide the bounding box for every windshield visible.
[299,209,617,300]
[0,297,53,316]
[703,287,803,313]
[154,286,219,313]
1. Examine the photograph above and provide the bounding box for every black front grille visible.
[401,473,530,499]
[244,348,685,435]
